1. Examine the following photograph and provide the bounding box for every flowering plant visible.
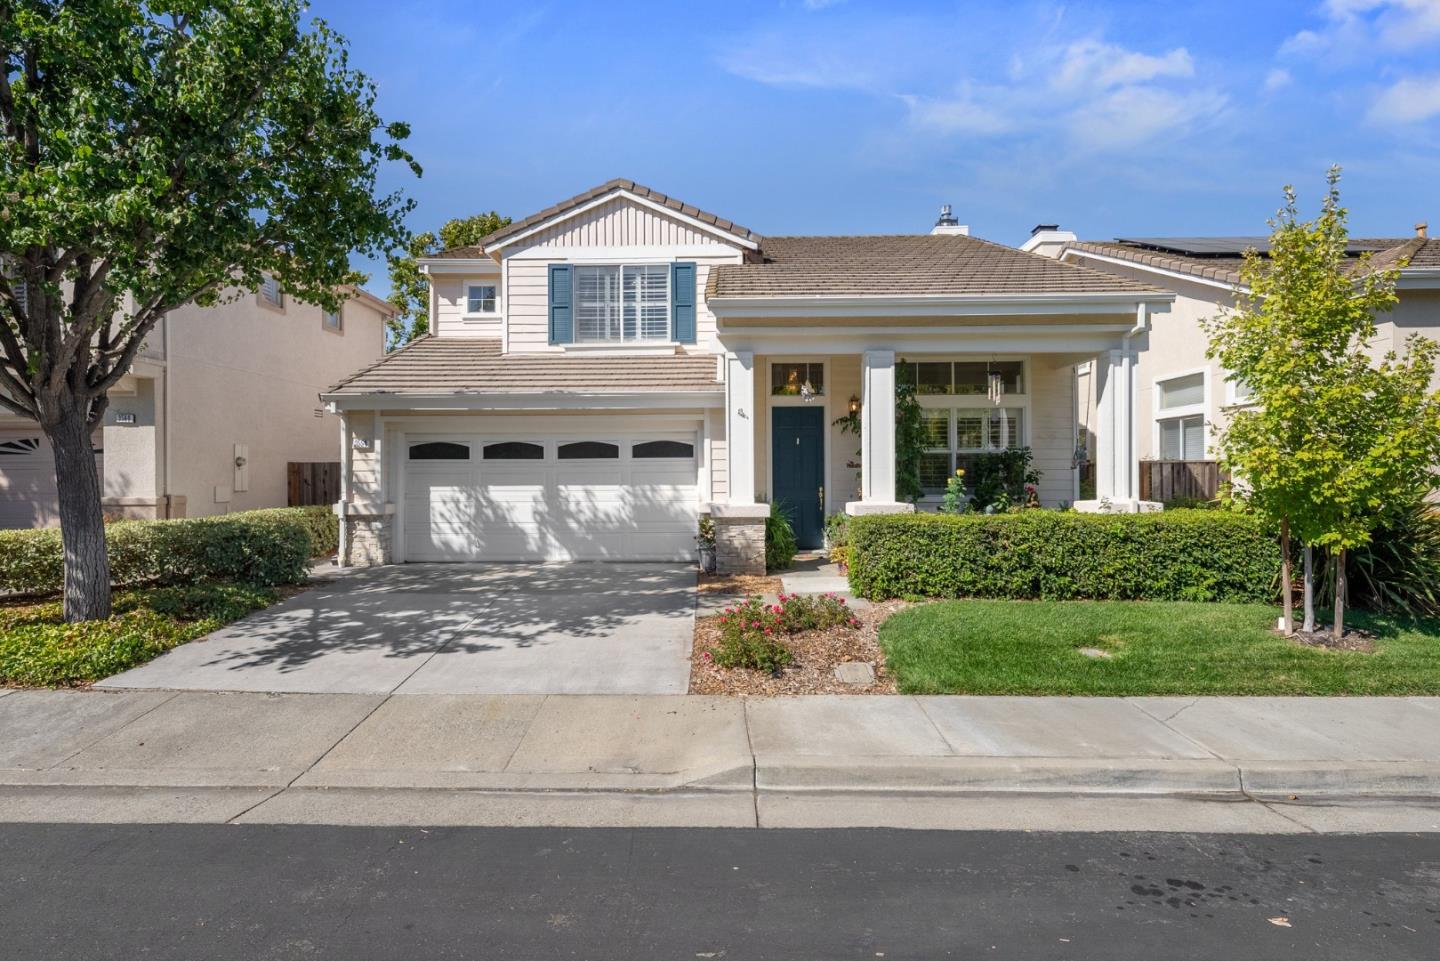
[709,592,860,673]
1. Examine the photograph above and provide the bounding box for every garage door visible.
[402,432,699,562]
[0,432,62,529]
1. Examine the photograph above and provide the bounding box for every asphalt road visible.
[1,825,1437,960]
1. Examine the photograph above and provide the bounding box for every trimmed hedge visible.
[848,509,1279,603]
[0,506,337,596]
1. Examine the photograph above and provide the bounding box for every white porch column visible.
[1078,347,1156,512]
[860,349,896,503]
[847,349,912,516]
[724,350,756,504]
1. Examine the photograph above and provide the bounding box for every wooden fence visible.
[287,461,340,507]
[1139,460,1226,504]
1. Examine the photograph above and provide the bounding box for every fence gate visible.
[287,461,340,507]
[1139,460,1224,504]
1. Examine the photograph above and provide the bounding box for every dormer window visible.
[574,264,670,342]
[466,284,497,315]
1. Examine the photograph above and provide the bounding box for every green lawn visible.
[878,600,1440,696]
[0,580,280,688]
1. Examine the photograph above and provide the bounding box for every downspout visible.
[336,408,350,566]
[162,312,172,517]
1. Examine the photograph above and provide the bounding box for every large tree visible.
[386,211,510,345]
[1205,168,1440,639]
[1,1,418,621]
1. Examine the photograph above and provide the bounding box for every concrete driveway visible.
[97,563,696,695]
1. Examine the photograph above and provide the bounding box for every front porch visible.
[706,309,1171,575]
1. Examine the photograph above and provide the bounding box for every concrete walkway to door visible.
[98,563,696,696]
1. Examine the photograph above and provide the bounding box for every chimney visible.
[1417,222,1429,239]
[1019,222,1078,259]
[930,204,969,236]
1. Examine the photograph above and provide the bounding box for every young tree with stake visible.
[1206,168,1440,639]
[0,1,418,622]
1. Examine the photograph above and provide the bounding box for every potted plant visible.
[696,516,717,573]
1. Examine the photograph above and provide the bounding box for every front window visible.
[771,362,825,397]
[1156,372,1207,460]
[466,284,497,314]
[322,308,342,331]
[259,275,283,308]
[574,264,670,342]
[1159,416,1205,460]
[904,358,1028,495]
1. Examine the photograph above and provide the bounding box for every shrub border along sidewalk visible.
[848,509,1279,603]
[0,505,337,595]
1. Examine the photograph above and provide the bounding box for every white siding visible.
[431,273,503,339]
[525,196,733,248]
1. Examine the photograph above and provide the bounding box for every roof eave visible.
[418,257,501,274]
[321,388,725,412]
[707,290,1173,320]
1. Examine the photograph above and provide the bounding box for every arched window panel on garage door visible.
[631,440,694,459]
[558,441,620,460]
[409,441,471,461]
[483,441,545,460]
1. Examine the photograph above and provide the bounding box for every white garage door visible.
[0,431,62,529]
[402,431,700,562]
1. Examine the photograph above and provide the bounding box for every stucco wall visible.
[161,291,388,515]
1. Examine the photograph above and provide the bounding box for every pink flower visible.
[838,598,846,605]
[764,627,773,635]
[701,651,713,661]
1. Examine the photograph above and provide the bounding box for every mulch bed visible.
[1289,628,1376,653]
[688,599,909,695]
[696,573,783,596]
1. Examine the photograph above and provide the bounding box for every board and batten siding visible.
[498,197,744,354]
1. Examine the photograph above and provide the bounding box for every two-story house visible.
[0,284,395,527]
[322,179,1175,574]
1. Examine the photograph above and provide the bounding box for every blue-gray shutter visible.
[671,261,696,344]
[548,264,573,344]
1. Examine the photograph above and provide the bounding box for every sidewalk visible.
[3,688,1440,832]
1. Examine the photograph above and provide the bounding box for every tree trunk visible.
[1333,548,1347,642]
[1279,516,1293,634]
[47,406,112,622]
[1302,545,1316,633]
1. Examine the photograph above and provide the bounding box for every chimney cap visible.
[1031,223,1060,236]
[1417,222,1429,239]
[935,203,959,227]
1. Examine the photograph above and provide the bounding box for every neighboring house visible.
[1026,228,1440,494]
[321,179,1175,574]
[0,284,395,528]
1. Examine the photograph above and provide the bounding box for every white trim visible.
[505,244,738,261]
[709,292,1172,319]
[1396,268,1440,289]
[860,350,897,504]
[1153,368,1209,460]
[322,390,724,412]
[560,341,682,355]
[483,189,760,253]
[719,331,1136,356]
[418,259,501,275]
[726,351,757,504]
[462,281,499,319]
[1062,247,1249,295]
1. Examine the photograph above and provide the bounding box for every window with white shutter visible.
[573,264,670,342]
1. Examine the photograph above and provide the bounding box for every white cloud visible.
[1052,40,1194,92]
[1369,73,1440,122]
[1282,0,1440,58]
[898,91,1018,136]
[1067,86,1229,151]
[1264,67,1294,92]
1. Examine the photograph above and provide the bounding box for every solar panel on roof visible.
[1116,236,1411,258]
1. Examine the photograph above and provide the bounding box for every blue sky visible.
[307,0,1440,291]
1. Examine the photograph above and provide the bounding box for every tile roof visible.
[706,234,1161,299]
[1069,237,1436,287]
[324,337,721,397]
[436,179,760,256]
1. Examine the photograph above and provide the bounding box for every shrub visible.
[234,506,339,557]
[765,501,798,571]
[0,507,324,595]
[710,596,794,673]
[709,592,859,673]
[847,508,1278,603]
[824,512,849,565]
[0,580,277,687]
[1324,502,1440,616]
[967,447,1041,513]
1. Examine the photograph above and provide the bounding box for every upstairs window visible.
[466,284,497,314]
[574,265,670,342]
[322,308,342,332]
[259,275,284,308]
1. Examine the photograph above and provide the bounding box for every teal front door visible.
[771,406,825,550]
